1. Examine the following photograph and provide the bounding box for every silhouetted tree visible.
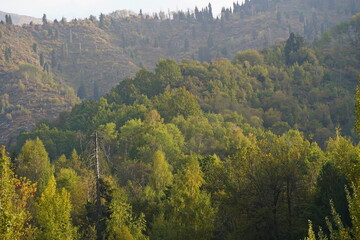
[5,15,12,25]
[42,14,48,25]
[51,49,57,68]
[99,13,105,28]
[77,84,87,99]
[39,52,45,66]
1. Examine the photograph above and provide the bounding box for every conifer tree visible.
[39,52,44,66]
[51,49,57,68]
[77,83,87,99]
[42,14,48,25]
[5,15,12,25]
[99,13,105,28]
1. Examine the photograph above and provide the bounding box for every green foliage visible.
[154,59,183,89]
[233,49,264,66]
[17,124,80,160]
[0,93,11,113]
[326,132,360,183]
[118,110,184,163]
[106,190,148,240]
[153,87,201,122]
[284,32,305,65]
[148,151,173,196]
[16,64,57,88]
[16,137,54,193]
[226,130,322,239]
[65,97,113,133]
[35,175,78,240]
[5,12,360,240]
[0,146,36,240]
[304,221,317,240]
[355,76,360,135]
[151,157,216,240]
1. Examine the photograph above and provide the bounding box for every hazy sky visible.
[2,0,239,20]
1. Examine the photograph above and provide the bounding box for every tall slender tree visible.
[35,175,77,240]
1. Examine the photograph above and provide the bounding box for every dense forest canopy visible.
[1,1,360,240]
[1,0,360,145]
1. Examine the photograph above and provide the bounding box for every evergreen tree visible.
[43,62,50,73]
[32,43,38,53]
[39,52,44,66]
[77,83,87,99]
[51,49,57,68]
[284,32,304,65]
[42,14,48,25]
[99,13,105,28]
[5,15,12,25]
[208,3,213,21]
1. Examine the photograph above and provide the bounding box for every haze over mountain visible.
[0,0,359,145]
[1,0,236,20]
[0,11,42,25]
[1,1,360,240]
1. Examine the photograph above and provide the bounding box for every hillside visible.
[0,0,359,144]
[1,1,360,240]
[0,11,42,25]
[7,13,360,240]
[0,24,79,145]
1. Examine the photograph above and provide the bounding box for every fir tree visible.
[42,14,48,25]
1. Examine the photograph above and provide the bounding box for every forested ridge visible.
[1,0,360,144]
[1,11,360,239]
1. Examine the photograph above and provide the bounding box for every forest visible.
[1,3,360,240]
[1,0,360,144]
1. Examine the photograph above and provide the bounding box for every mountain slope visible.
[0,11,42,25]
[0,0,359,144]
[0,24,78,145]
